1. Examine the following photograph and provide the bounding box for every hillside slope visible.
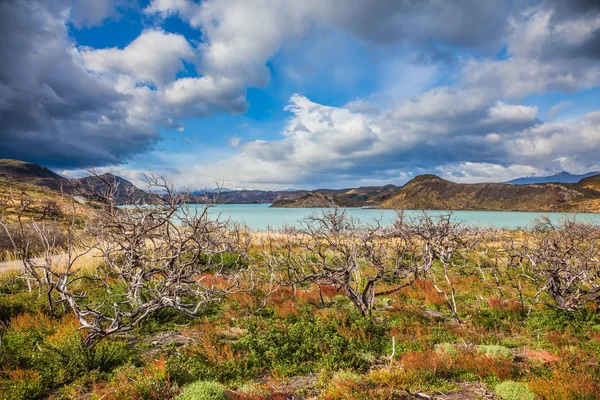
[579,174,600,192]
[380,174,600,212]
[0,159,149,205]
[0,159,69,192]
[271,192,340,208]
[270,185,399,208]
[0,178,93,221]
[78,173,152,205]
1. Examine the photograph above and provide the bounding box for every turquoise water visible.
[196,203,600,231]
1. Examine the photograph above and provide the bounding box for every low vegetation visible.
[1,174,600,399]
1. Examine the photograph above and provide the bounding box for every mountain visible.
[579,174,600,192]
[0,159,149,205]
[380,174,600,212]
[77,173,152,205]
[269,185,400,208]
[192,189,309,204]
[271,192,340,208]
[0,159,70,192]
[503,171,600,185]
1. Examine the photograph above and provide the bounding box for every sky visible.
[1,0,600,190]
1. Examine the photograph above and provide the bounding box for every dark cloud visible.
[325,0,511,50]
[0,0,158,168]
[545,0,600,17]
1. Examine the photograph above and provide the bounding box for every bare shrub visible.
[265,208,432,316]
[392,212,481,322]
[2,172,252,347]
[508,216,600,312]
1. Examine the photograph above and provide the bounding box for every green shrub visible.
[477,345,512,359]
[494,381,536,400]
[435,343,458,356]
[0,369,46,400]
[238,309,387,376]
[176,381,228,400]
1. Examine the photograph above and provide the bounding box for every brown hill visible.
[0,159,150,205]
[380,174,600,212]
[271,192,339,208]
[0,178,93,221]
[78,173,152,205]
[579,174,600,192]
[270,185,399,208]
[0,159,70,192]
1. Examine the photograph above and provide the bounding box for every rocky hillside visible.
[0,159,70,192]
[270,192,340,208]
[270,185,399,208]
[0,159,149,205]
[0,178,93,221]
[380,174,600,212]
[78,173,152,205]
[579,174,600,192]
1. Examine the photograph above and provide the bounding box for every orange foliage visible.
[486,297,523,313]
[9,312,53,332]
[529,370,600,400]
[522,348,560,365]
[405,279,446,306]
[400,349,514,380]
[91,358,176,400]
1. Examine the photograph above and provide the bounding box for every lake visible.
[195,203,600,231]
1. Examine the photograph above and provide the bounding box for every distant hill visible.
[579,174,600,192]
[380,174,600,212]
[271,192,339,208]
[0,177,93,221]
[3,159,600,213]
[270,185,399,208]
[503,171,600,185]
[78,173,153,205]
[0,159,148,205]
[192,189,305,204]
[0,159,70,192]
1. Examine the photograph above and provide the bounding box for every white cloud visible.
[70,0,129,28]
[4,0,600,185]
[80,29,195,86]
[164,92,600,189]
[485,102,538,125]
[436,162,541,183]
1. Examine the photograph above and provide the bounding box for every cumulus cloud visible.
[0,0,159,168]
[80,29,196,86]
[0,0,248,167]
[171,87,600,188]
[462,4,600,98]
[70,0,133,28]
[2,0,600,185]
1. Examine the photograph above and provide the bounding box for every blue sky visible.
[1,0,600,189]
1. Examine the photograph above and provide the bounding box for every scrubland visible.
[1,178,599,400]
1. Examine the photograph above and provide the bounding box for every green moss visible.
[176,381,228,400]
[494,381,536,400]
[435,342,458,356]
[477,345,513,358]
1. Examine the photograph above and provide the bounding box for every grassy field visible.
[1,225,600,400]
[0,179,598,399]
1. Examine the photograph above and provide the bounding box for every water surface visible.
[196,204,600,231]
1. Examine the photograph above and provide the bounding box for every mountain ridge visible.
[0,159,148,205]
[503,171,600,185]
[2,159,600,212]
[380,174,600,212]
